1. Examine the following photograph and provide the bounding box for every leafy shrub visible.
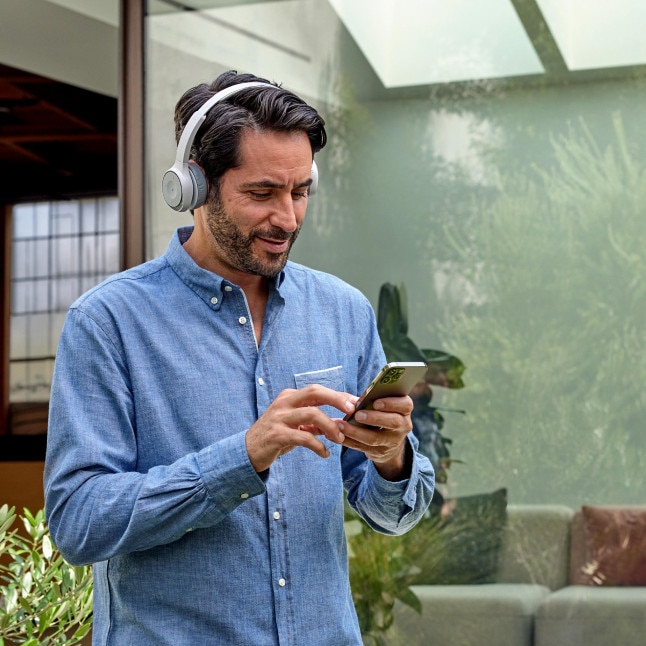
[0,505,93,646]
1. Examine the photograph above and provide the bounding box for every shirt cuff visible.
[196,431,266,513]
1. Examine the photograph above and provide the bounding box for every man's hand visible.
[338,395,414,481]
[245,385,357,473]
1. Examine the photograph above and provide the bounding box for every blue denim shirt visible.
[45,226,434,645]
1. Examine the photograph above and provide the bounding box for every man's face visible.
[205,128,313,279]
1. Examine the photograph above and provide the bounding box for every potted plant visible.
[347,282,467,643]
[0,504,93,646]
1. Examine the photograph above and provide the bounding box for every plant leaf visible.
[422,348,466,389]
[396,586,422,614]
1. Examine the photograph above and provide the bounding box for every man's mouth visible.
[254,232,292,254]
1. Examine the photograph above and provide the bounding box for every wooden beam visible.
[1,204,11,434]
[1,133,118,143]
[510,0,568,78]
[118,0,146,270]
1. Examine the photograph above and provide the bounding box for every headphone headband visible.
[173,82,272,167]
[162,81,319,212]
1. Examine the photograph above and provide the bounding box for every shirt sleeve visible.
[340,298,436,535]
[342,433,435,535]
[44,307,266,566]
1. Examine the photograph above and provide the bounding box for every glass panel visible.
[12,204,36,239]
[53,235,80,277]
[11,280,36,315]
[10,315,27,359]
[97,196,120,232]
[12,202,51,239]
[144,1,646,640]
[51,277,81,312]
[10,197,119,403]
[51,201,80,236]
[21,313,53,357]
[11,240,30,280]
[102,232,120,273]
[80,199,98,233]
[9,359,54,402]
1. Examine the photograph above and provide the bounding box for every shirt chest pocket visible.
[293,365,345,419]
[294,365,344,390]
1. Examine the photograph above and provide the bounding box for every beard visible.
[205,197,300,279]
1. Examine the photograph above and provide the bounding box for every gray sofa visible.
[393,504,646,646]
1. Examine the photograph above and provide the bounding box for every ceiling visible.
[0,63,118,204]
[329,0,646,88]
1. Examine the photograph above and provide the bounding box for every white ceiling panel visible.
[538,0,646,71]
[328,0,544,87]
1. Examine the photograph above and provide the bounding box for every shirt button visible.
[224,285,233,292]
[240,493,249,499]
[210,296,218,304]
[278,578,286,587]
[273,511,281,520]
[258,377,265,386]
[238,316,247,325]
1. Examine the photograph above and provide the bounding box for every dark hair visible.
[173,70,327,198]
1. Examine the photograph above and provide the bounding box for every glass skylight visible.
[538,0,646,71]
[327,0,545,87]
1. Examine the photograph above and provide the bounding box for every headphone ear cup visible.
[309,160,319,196]
[162,166,190,211]
[188,161,208,209]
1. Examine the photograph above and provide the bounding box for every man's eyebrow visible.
[240,178,313,190]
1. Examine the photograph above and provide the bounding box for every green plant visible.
[346,516,422,645]
[0,505,93,646]
[347,282,467,642]
[438,114,646,503]
[377,282,465,492]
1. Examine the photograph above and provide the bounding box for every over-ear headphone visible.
[162,81,319,212]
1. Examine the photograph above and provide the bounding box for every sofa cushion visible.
[497,505,573,589]
[535,585,646,646]
[395,583,550,646]
[570,505,646,586]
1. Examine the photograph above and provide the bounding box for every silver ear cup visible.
[162,166,198,212]
[162,162,208,212]
[162,168,185,210]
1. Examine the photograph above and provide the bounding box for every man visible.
[45,70,434,645]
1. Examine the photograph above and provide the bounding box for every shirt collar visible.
[165,226,286,308]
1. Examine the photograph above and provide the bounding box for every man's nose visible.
[270,194,299,231]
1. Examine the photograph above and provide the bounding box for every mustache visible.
[252,226,298,241]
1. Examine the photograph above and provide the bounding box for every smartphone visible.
[344,362,428,427]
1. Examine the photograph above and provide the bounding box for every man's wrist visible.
[373,441,413,482]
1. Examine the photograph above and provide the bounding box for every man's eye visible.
[292,190,308,200]
[250,191,271,199]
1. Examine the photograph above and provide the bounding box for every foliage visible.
[347,283,467,642]
[438,113,646,503]
[346,516,422,645]
[346,510,472,644]
[0,505,93,646]
[377,282,466,488]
